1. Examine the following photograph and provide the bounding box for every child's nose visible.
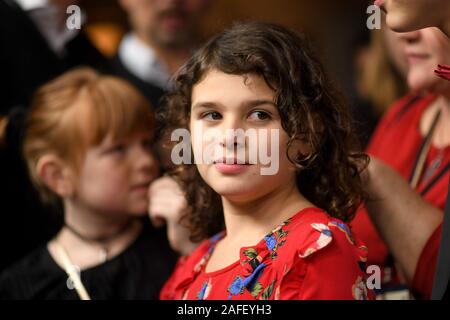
[217,117,247,148]
[219,132,245,150]
[399,30,421,44]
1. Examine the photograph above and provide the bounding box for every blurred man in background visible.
[108,0,213,109]
[0,0,105,114]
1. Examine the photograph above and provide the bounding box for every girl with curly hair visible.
[159,22,372,300]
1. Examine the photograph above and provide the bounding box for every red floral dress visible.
[160,207,372,300]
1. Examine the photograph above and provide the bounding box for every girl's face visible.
[379,0,449,33]
[74,131,158,216]
[396,27,450,93]
[190,69,305,204]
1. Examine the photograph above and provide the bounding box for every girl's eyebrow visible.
[192,99,276,111]
[244,99,277,109]
[191,101,219,110]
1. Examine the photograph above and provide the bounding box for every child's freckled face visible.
[74,131,159,216]
[190,70,304,203]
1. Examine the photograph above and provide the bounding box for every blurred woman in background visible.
[352,26,450,299]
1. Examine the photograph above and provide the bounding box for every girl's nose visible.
[215,115,247,153]
[398,30,422,44]
[218,121,247,152]
[219,131,245,150]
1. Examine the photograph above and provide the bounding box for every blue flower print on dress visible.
[264,235,277,251]
[227,276,245,299]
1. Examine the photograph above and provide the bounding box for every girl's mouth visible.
[214,163,252,174]
[213,158,252,174]
[406,53,430,65]
[130,181,152,193]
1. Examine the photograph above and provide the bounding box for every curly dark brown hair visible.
[160,22,369,241]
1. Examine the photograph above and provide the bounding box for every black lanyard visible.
[419,162,450,197]
[409,109,449,196]
[431,179,450,300]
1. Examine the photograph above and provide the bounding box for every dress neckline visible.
[200,206,320,277]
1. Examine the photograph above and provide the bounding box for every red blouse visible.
[160,207,372,300]
[351,94,450,298]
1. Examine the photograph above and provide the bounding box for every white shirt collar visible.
[15,0,83,57]
[118,33,172,90]
[15,0,48,11]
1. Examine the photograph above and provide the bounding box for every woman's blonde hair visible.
[357,29,408,115]
[23,67,155,203]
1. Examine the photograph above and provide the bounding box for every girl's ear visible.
[288,137,312,161]
[36,155,75,198]
[297,140,312,157]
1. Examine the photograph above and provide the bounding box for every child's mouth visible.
[213,158,252,174]
[214,163,251,174]
[213,158,249,165]
[130,181,152,193]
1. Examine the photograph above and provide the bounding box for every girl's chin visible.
[212,185,256,199]
[212,182,272,204]
[215,188,247,197]
[408,74,438,93]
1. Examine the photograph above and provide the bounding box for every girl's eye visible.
[108,144,127,153]
[142,139,154,151]
[248,110,271,121]
[202,111,222,120]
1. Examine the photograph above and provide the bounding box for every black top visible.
[0,220,178,300]
[0,0,106,271]
[104,55,166,112]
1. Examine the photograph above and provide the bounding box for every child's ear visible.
[288,137,312,160]
[36,155,75,198]
[297,141,312,157]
